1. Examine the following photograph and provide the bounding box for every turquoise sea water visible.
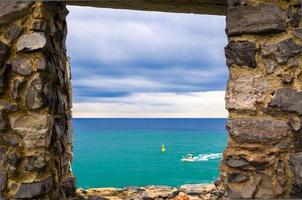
[72,118,227,188]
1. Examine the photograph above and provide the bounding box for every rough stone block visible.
[13,177,52,199]
[0,1,33,24]
[227,173,248,183]
[226,4,287,36]
[11,58,32,76]
[0,170,7,191]
[6,24,22,43]
[225,41,257,68]
[26,78,45,110]
[225,75,270,111]
[10,113,53,149]
[226,157,249,168]
[0,64,10,94]
[269,88,302,115]
[16,32,46,52]
[24,153,47,171]
[290,153,302,197]
[0,41,10,67]
[261,39,302,64]
[12,77,26,100]
[227,174,261,199]
[227,118,291,143]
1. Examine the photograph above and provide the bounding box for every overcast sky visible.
[66,6,228,118]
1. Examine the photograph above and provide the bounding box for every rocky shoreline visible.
[74,183,227,200]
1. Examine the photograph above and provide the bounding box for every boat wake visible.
[181,153,222,162]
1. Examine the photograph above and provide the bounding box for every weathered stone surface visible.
[289,115,301,131]
[225,41,257,68]
[3,134,20,147]
[61,177,76,197]
[6,24,22,43]
[31,19,48,32]
[226,157,249,168]
[226,4,287,36]
[16,32,46,52]
[265,59,278,74]
[261,39,302,64]
[288,5,301,28]
[0,64,10,95]
[269,88,302,115]
[0,170,7,191]
[11,58,32,76]
[290,153,302,195]
[13,177,52,199]
[24,153,47,171]
[227,173,248,183]
[293,28,302,40]
[35,57,47,70]
[0,1,33,24]
[227,118,291,143]
[254,175,274,198]
[225,75,270,111]
[0,41,10,67]
[227,0,248,7]
[12,77,25,99]
[26,78,45,110]
[10,113,53,148]
[0,112,7,131]
[227,174,261,199]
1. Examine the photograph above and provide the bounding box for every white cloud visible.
[66,6,227,65]
[72,91,227,118]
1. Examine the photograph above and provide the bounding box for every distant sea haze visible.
[72,118,227,188]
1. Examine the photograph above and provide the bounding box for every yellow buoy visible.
[161,143,166,153]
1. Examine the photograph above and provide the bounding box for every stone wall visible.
[1,0,302,200]
[220,0,302,198]
[0,1,75,199]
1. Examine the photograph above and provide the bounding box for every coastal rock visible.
[269,88,302,115]
[261,39,302,64]
[16,32,46,52]
[227,173,248,183]
[226,4,287,36]
[255,175,275,198]
[26,78,45,110]
[11,58,32,76]
[225,41,257,68]
[226,157,249,168]
[0,1,33,24]
[290,153,302,196]
[228,174,261,199]
[179,184,214,195]
[9,113,52,149]
[142,186,177,198]
[13,177,52,199]
[225,75,270,111]
[227,118,291,143]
